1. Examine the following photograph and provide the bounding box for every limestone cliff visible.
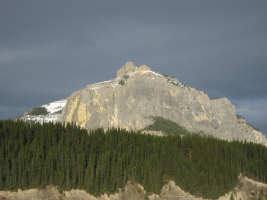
[58,62,267,145]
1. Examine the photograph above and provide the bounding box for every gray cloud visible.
[1,0,267,135]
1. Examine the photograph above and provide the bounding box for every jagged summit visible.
[117,62,136,77]
[117,62,152,78]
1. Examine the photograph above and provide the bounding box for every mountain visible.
[53,62,265,145]
[12,62,267,199]
[19,62,267,145]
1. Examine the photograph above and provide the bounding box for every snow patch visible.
[88,79,119,90]
[140,70,163,76]
[41,99,67,114]
[23,99,67,123]
[127,70,163,77]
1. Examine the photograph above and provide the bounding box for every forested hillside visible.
[0,120,266,199]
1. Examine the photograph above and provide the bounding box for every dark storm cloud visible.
[0,0,267,135]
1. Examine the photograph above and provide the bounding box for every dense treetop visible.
[0,120,266,199]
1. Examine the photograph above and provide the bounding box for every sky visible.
[0,0,267,136]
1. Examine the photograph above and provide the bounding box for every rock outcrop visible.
[1,177,266,200]
[58,62,267,145]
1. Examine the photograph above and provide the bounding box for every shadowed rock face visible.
[58,62,267,145]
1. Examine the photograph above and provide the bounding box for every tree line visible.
[0,120,266,199]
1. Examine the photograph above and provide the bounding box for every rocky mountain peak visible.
[116,62,136,78]
[19,62,267,146]
[56,62,267,145]
[116,62,152,78]
[137,64,151,71]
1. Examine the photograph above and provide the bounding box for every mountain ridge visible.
[18,62,267,145]
[57,62,267,145]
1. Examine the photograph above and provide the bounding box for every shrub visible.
[28,107,48,116]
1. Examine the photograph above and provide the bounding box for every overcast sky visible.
[1,0,267,136]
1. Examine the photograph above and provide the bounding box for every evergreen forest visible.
[0,120,267,199]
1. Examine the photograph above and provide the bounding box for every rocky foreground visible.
[0,177,266,200]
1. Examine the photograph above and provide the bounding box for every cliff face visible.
[58,62,267,145]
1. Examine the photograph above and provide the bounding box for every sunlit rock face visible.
[58,62,267,145]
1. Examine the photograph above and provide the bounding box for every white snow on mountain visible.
[22,99,67,123]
